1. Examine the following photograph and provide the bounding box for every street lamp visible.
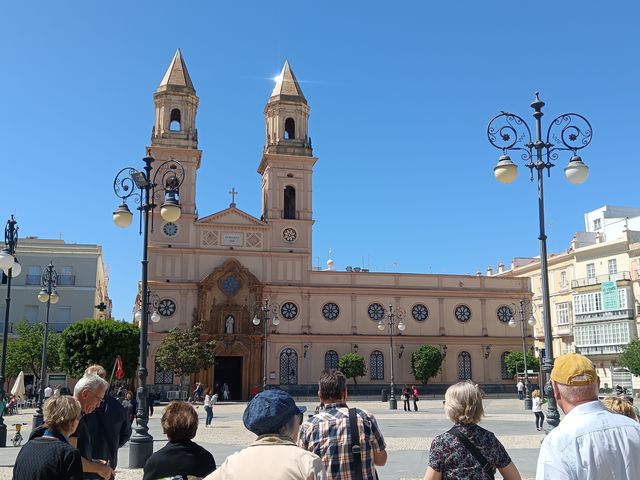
[0,215,20,446]
[252,299,280,391]
[488,93,592,429]
[509,300,536,410]
[32,262,58,428]
[113,153,185,468]
[134,291,161,325]
[377,305,406,410]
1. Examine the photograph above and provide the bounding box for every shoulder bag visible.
[348,408,363,480]
[447,427,495,480]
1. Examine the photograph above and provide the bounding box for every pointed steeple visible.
[270,61,306,103]
[158,49,195,92]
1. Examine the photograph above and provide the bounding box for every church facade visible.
[143,50,531,400]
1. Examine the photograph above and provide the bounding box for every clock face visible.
[158,299,176,317]
[163,222,178,237]
[282,227,297,242]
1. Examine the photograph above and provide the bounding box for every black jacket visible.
[84,395,132,469]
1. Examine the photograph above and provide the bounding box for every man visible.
[299,369,387,480]
[30,374,113,479]
[536,353,640,480]
[516,379,524,400]
[84,365,132,475]
[206,390,324,479]
[44,384,53,399]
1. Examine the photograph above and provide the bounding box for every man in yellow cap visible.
[536,353,640,479]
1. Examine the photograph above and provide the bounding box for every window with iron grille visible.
[154,360,174,385]
[458,351,472,380]
[325,350,339,370]
[500,352,511,380]
[280,348,298,385]
[370,351,384,380]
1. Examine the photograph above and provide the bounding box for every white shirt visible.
[44,386,53,398]
[536,400,640,480]
[532,397,542,412]
[517,381,524,391]
[204,394,212,408]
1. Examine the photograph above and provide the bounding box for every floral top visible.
[428,424,511,479]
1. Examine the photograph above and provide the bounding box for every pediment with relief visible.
[196,207,267,227]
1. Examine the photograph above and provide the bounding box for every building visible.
[0,237,111,334]
[140,51,532,400]
[497,205,640,390]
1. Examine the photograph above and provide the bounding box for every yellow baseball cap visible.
[551,353,597,385]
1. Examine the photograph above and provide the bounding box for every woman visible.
[204,388,214,427]
[532,389,545,431]
[412,384,420,411]
[13,395,83,480]
[423,381,521,480]
[602,396,638,421]
[402,385,411,412]
[122,390,137,424]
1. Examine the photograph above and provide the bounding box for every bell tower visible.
[149,49,201,215]
[258,61,316,262]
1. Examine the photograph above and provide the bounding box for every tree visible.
[5,320,63,385]
[337,353,366,385]
[504,351,540,377]
[155,326,216,396]
[411,344,443,384]
[60,319,140,379]
[619,339,640,376]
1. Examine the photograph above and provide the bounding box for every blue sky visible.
[2,2,639,321]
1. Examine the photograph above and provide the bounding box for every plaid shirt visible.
[298,403,386,480]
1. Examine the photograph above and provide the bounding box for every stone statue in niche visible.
[225,315,235,334]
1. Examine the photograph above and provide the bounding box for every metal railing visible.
[574,309,634,324]
[571,271,631,288]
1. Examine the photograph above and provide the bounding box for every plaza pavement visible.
[0,397,544,479]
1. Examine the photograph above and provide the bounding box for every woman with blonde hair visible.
[532,389,545,431]
[13,395,83,479]
[602,396,638,421]
[423,381,521,480]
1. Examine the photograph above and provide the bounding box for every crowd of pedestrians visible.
[10,354,640,479]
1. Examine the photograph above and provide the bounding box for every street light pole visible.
[113,153,185,467]
[252,300,280,390]
[0,215,20,447]
[33,262,58,428]
[510,300,536,410]
[488,93,592,429]
[378,305,406,410]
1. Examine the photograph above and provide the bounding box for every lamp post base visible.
[0,422,6,448]
[389,396,397,410]
[129,434,154,468]
[32,412,44,430]
[524,397,533,410]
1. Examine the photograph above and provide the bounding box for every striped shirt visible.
[298,403,386,480]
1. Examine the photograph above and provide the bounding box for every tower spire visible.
[158,49,195,92]
[270,60,306,102]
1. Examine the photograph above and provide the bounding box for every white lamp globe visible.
[151,311,161,323]
[134,310,142,323]
[49,291,59,304]
[494,154,518,184]
[272,317,280,326]
[113,204,134,228]
[377,321,385,331]
[508,318,516,328]
[160,203,181,223]
[252,316,261,326]
[9,259,21,277]
[528,315,536,326]
[37,289,49,303]
[0,249,15,271]
[564,155,589,184]
[397,321,406,331]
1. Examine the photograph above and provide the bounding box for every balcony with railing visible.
[571,271,631,288]
[575,308,634,324]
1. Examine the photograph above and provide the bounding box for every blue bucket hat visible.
[242,389,306,435]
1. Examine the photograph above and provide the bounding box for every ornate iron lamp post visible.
[510,300,536,410]
[112,153,185,467]
[377,305,406,410]
[0,215,20,446]
[252,299,280,390]
[488,93,592,429]
[32,262,59,428]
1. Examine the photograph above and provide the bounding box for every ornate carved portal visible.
[194,259,264,399]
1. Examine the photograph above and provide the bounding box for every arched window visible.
[370,350,384,380]
[154,357,174,385]
[280,348,298,385]
[501,352,511,380]
[284,118,295,139]
[169,108,181,131]
[325,350,339,370]
[284,186,296,219]
[458,351,472,380]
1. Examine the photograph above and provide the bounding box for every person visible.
[412,384,420,411]
[424,381,521,480]
[83,364,132,475]
[516,379,524,400]
[53,384,61,397]
[13,395,83,480]
[143,401,216,480]
[30,374,113,480]
[222,383,230,401]
[44,384,53,399]
[299,369,387,479]
[536,353,640,479]
[26,382,34,400]
[624,395,640,419]
[402,385,411,412]
[250,383,260,399]
[205,389,325,479]
[194,382,204,402]
[148,390,155,417]
[532,389,545,431]
[602,396,638,421]
[204,388,214,427]
[121,390,137,424]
